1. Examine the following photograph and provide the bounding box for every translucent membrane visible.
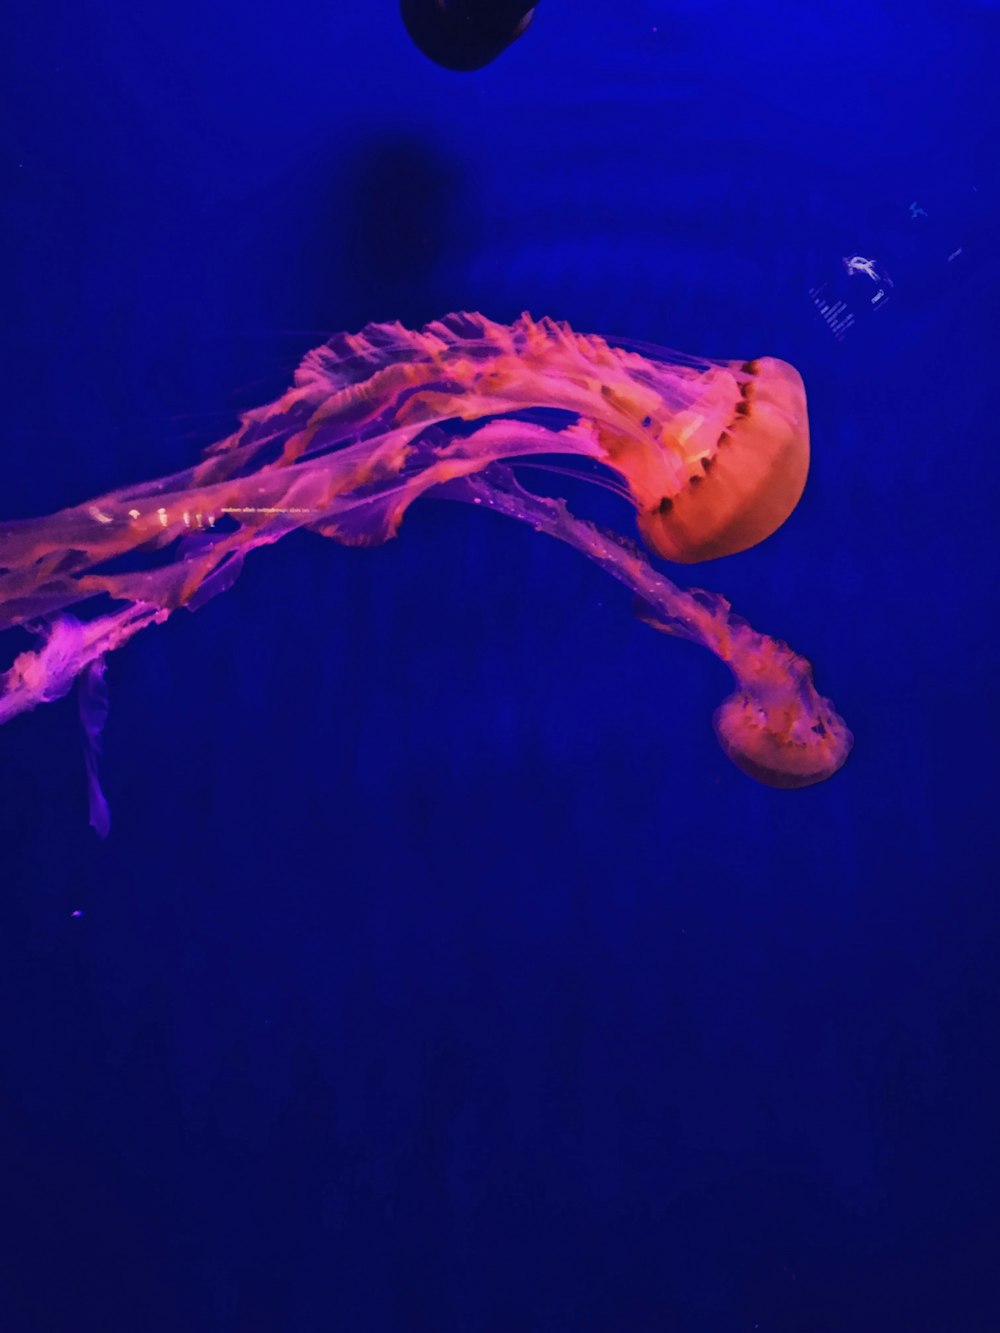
[0,312,850,831]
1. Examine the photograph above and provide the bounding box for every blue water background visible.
[2,3,998,1329]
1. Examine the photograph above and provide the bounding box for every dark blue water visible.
[2,3,998,1329]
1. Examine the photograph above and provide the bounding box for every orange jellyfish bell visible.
[713,684,851,791]
[626,356,810,564]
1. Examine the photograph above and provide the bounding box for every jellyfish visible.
[0,312,851,833]
[401,0,538,70]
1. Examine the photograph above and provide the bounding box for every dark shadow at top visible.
[318,132,467,332]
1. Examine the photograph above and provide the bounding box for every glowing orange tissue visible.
[0,312,850,832]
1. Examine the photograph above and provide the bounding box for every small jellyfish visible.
[0,312,850,830]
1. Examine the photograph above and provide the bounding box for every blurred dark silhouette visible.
[332,132,466,326]
[401,0,537,70]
